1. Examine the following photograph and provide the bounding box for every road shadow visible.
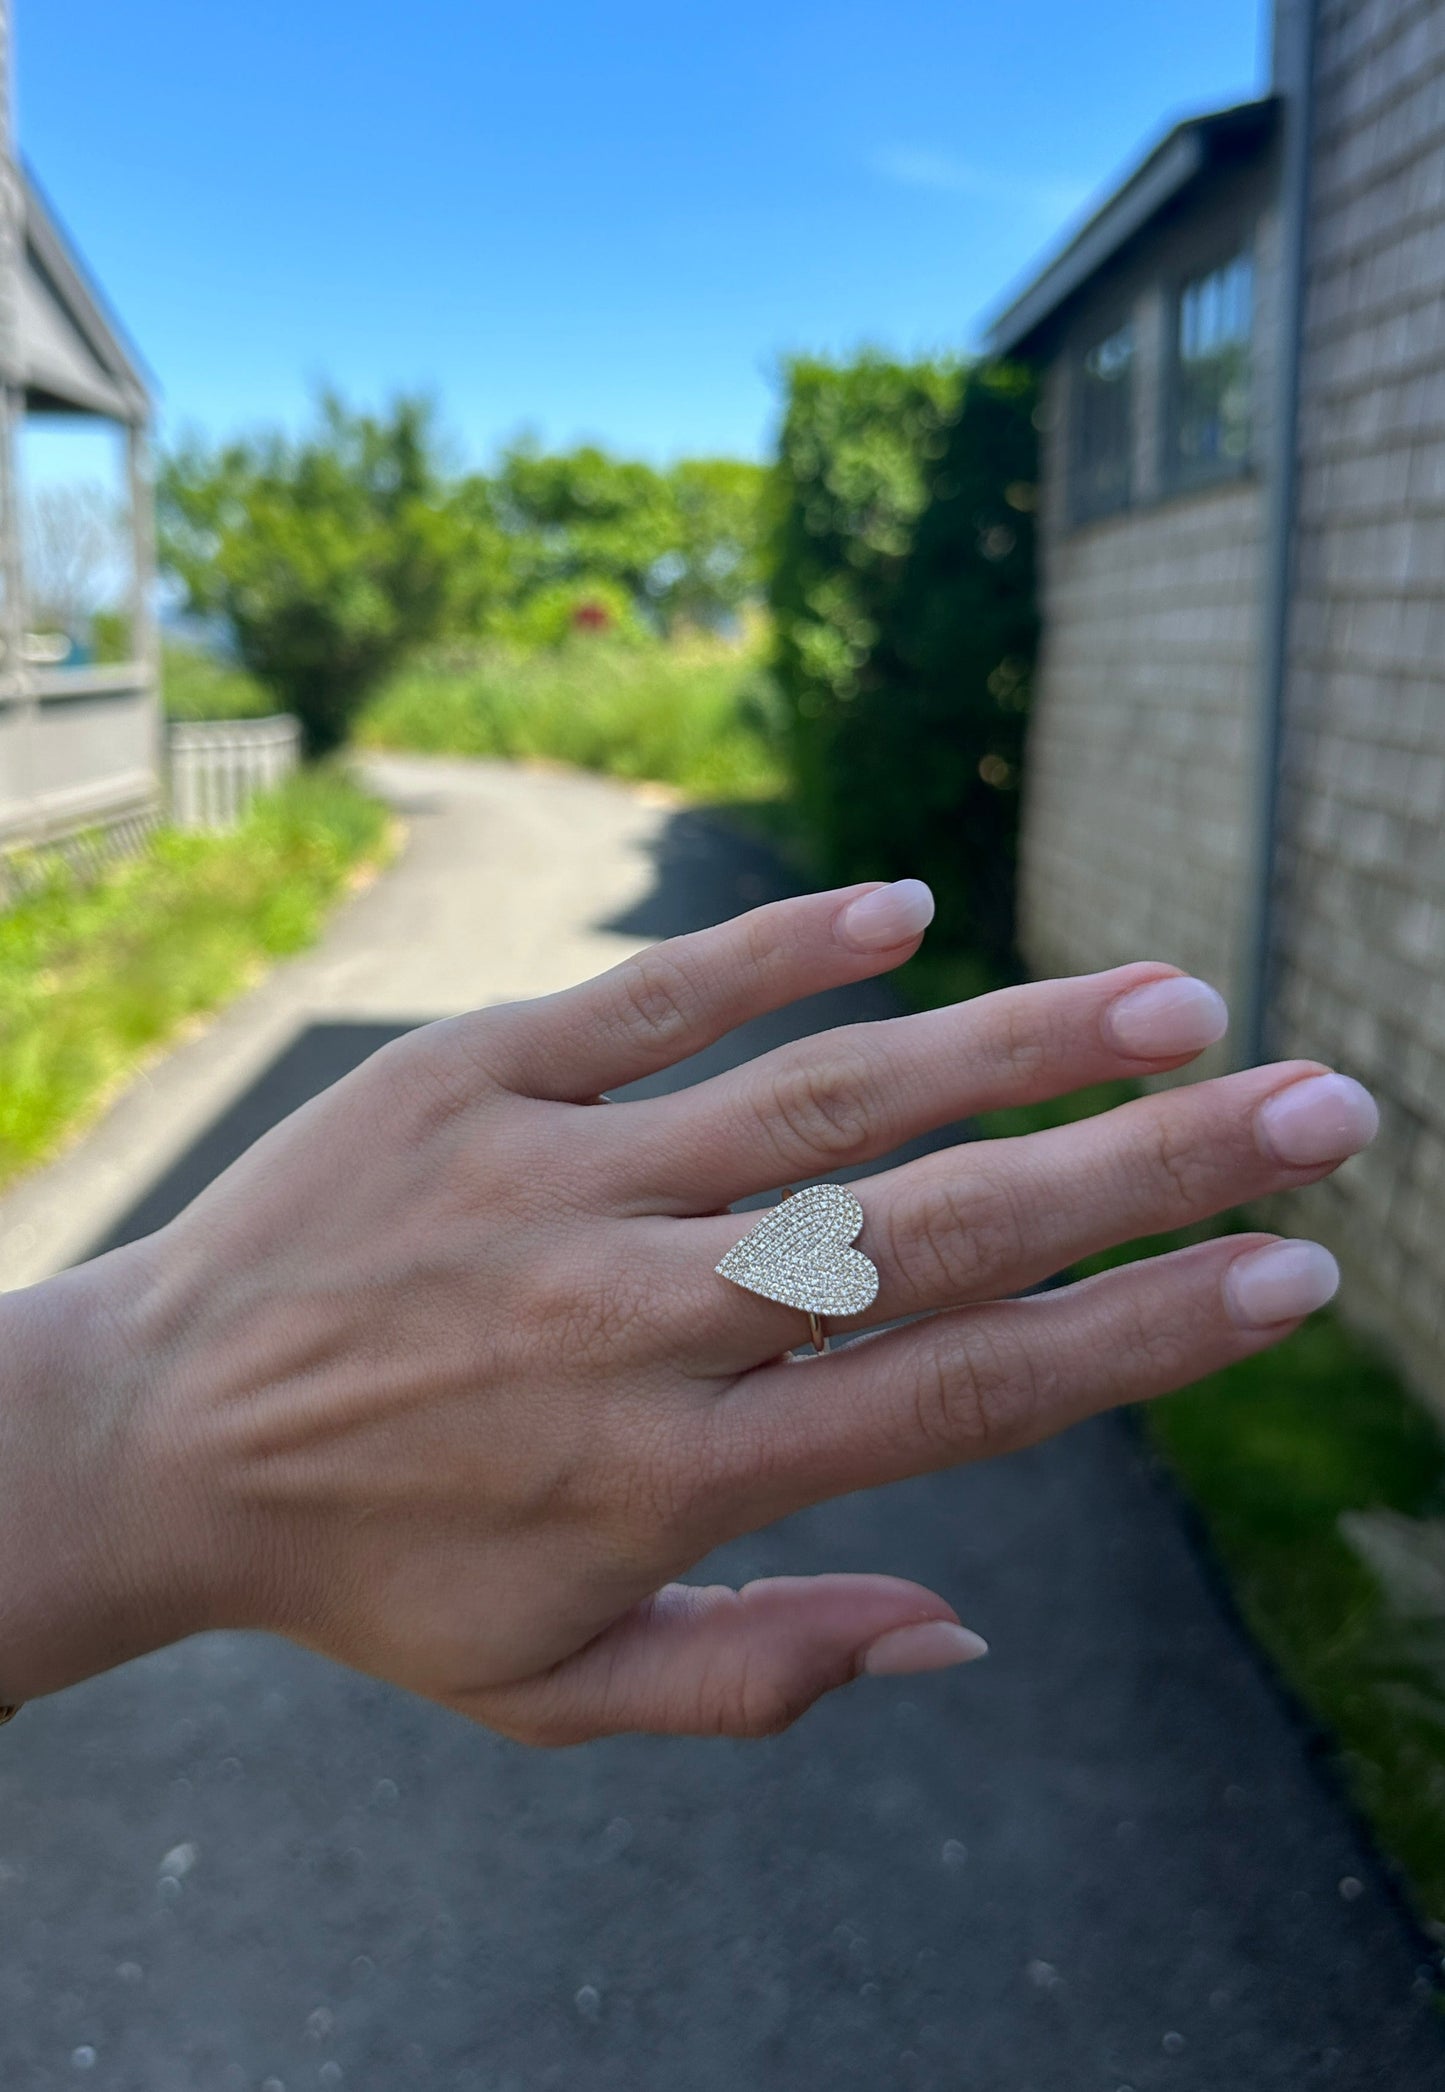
[86,1023,425,1254]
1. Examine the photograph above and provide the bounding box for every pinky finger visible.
[463,1576,987,1744]
[718,1234,1341,1519]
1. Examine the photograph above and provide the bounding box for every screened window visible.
[1170,249,1254,484]
[1072,322,1134,523]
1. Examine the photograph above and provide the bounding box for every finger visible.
[465,1576,986,1745]
[707,1234,1340,1522]
[466,880,936,1101]
[613,962,1229,1211]
[679,1063,1375,1369]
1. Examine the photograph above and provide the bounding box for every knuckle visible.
[915,1321,1047,1461]
[730,1654,812,1739]
[884,1170,1024,1300]
[1114,1295,1195,1388]
[742,905,787,973]
[612,948,703,1055]
[1145,1110,1214,1211]
[762,1050,876,1169]
[986,991,1054,1088]
[360,1025,478,1131]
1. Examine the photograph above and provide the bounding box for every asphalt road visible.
[0,757,1440,2091]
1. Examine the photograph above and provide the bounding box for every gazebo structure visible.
[0,3,158,863]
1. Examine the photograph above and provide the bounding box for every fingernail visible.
[1224,1238,1340,1329]
[861,1621,989,1677]
[1104,975,1229,1057]
[838,879,936,952]
[1257,1073,1379,1167]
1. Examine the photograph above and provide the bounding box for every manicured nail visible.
[1224,1238,1340,1329]
[1257,1073,1379,1167]
[1104,975,1229,1057]
[838,879,936,952]
[861,1621,989,1677]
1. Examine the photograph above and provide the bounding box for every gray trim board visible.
[19,163,151,420]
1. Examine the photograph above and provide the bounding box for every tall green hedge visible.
[768,353,1038,981]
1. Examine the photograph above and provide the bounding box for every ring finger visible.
[676,1061,1378,1370]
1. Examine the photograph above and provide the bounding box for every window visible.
[1072,322,1134,523]
[1170,249,1254,484]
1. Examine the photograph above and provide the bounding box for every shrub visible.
[769,353,1037,981]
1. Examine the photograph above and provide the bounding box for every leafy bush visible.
[769,353,1038,981]
[0,769,390,1189]
[159,395,500,753]
[483,444,766,635]
[357,634,783,802]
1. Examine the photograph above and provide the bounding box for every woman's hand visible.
[0,880,1377,1740]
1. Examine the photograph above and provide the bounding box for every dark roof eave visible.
[983,95,1280,361]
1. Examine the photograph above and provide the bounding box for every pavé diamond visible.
[715,1182,878,1317]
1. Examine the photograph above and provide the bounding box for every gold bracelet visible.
[0,1704,21,1726]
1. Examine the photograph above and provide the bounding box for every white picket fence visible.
[168,715,301,830]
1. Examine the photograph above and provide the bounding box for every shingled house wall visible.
[1016,0,1445,1411]
[1268,0,1445,1399]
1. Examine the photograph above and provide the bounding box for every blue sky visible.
[23,0,1266,467]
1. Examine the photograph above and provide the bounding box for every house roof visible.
[18,165,152,421]
[983,95,1280,361]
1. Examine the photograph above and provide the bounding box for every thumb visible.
[470,1575,987,1745]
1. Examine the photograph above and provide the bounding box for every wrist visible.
[0,1245,225,1704]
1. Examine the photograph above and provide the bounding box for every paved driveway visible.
[0,756,1440,2090]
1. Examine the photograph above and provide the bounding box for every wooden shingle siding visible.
[1271,0,1445,1403]
[1015,0,1445,1411]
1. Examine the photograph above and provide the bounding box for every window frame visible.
[1069,314,1137,528]
[1162,235,1258,495]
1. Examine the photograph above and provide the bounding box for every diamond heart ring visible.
[715,1181,880,1353]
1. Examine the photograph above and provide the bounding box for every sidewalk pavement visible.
[0,754,1440,2091]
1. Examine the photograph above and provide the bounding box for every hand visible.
[0,880,1377,1739]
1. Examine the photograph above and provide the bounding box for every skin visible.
[0,883,1375,1743]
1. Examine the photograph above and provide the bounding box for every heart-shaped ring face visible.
[715,1182,879,1318]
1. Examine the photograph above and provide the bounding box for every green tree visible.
[159,393,504,751]
[769,352,1037,977]
[485,441,766,636]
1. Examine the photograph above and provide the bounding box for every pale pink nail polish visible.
[1257,1073,1379,1167]
[1224,1239,1340,1329]
[1104,976,1229,1057]
[838,880,936,952]
[861,1621,989,1676]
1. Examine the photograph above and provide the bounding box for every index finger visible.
[471,880,936,1100]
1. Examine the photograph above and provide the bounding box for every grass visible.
[1149,1315,1445,1933]
[0,769,390,1192]
[356,635,788,803]
[162,640,276,721]
[970,1076,1445,1933]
